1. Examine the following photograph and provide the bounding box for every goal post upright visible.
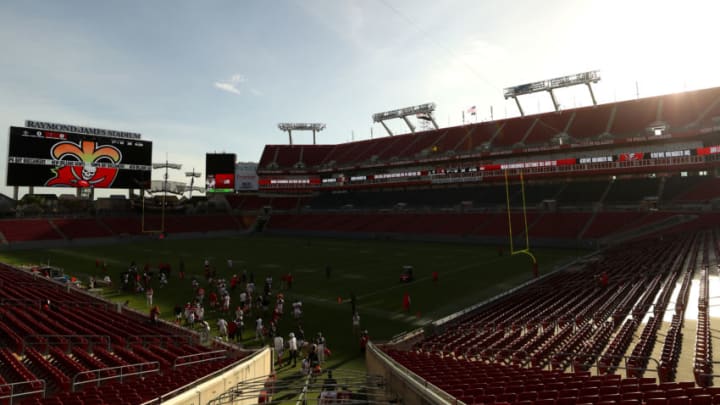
[520,171,531,252]
[141,190,163,234]
[504,170,537,264]
[505,170,514,253]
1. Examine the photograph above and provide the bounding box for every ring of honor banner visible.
[6,126,152,188]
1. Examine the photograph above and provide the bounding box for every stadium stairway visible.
[486,122,505,147]
[208,369,393,404]
[657,177,667,202]
[696,94,720,124]
[597,179,614,207]
[527,211,548,234]
[604,103,617,137]
[449,125,476,152]
[600,214,699,245]
[517,119,540,146]
[47,220,67,240]
[576,210,601,240]
[94,217,115,237]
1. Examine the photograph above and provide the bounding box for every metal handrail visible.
[454,346,662,377]
[0,380,46,405]
[173,349,228,369]
[23,334,111,354]
[295,371,313,405]
[146,351,257,405]
[131,334,195,347]
[553,351,661,377]
[71,361,160,392]
[368,342,455,405]
[0,298,41,306]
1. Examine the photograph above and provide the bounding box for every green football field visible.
[0,235,586,374]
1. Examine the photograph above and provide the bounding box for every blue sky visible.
[1,0,720,197]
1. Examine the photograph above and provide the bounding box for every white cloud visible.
[213,73,248,95]
[213,82,242,94]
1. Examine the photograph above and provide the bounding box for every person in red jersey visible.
[209,291,218,309]
[149,305,160,324]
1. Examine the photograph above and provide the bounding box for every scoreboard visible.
[206,153,236,193]
[6,126,152,188]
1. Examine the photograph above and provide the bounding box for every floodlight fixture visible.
[504,70,601,116]
[372,102,438,136]
[152,163,183,170]
[145,157,182,233]
[185,168,202,199]
[277,122,326,145]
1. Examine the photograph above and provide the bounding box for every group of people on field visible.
[111,257,375,373]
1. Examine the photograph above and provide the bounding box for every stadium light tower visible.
[372,102,438,136]
[277,123,326,145]
[152,160,183,194]
[184,168,202,199]
[504,70,601,116]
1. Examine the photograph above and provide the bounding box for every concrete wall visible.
[366,342,454,405]
[162,347,272,405]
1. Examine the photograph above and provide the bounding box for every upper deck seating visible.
[492,117,537,147]
[604,178,660,203]
[274,146,302,168]
[52,219,113,239]
[661,87,720,131]
[524,112,573,145]
[611,97,661,137]
[556,180,609,205]
[0,220,62,242]
[566,104,613,139]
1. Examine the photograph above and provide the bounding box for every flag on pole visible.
[467,106,477,115]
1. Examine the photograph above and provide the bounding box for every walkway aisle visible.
[648,233,699,383]
[677,232,707,383]
[647,250,688,381]
[707,229,720,387]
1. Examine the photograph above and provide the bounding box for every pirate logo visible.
[45,140,122,188]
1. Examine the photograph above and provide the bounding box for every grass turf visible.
[0,235,585,374]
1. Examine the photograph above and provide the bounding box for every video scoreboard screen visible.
[6,126,152,188]
[206,153,236,192]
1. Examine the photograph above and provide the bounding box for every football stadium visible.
[4,80,720,404]
[4,2,720,405]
